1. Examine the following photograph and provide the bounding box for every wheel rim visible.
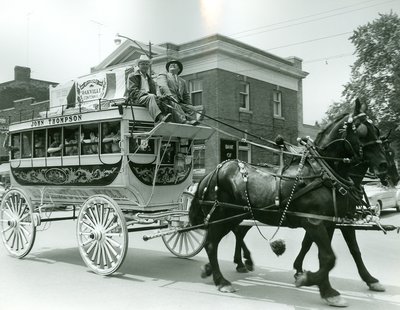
[0,189,36,258]
[162,187,207,258]
[162,228,206,258]
[77,195,128,275]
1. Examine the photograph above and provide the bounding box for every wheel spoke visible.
[171,233,180,251]
[102,208,110,226]
[96,243,102,266]
[186,232,195,250]
[10,231,17,249]
[104,213,116,230]
[85,239,97,254]
[105,238,119,257]
[88,208,99,225]
[81,238,95,247]
[101,244,107,268]
[90,242,99,261]
[81,221,94,232]
[19,226,29,244]
[83,213,96,228]
[2,225,13,234]
[105,235,121,248]
[104,223,119,234]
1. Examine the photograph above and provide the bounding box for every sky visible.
[1,0,399,124]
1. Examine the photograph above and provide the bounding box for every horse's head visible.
[380,130,399,186]
[315,99,388,179]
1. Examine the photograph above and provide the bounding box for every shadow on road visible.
[23,246,400,310]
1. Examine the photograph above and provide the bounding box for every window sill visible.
[239,108,253,114]
[273,115,285,120]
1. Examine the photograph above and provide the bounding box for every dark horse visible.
[231,131,399,293]
[189,101,389,307]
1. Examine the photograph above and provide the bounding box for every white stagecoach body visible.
[1,68,213,274]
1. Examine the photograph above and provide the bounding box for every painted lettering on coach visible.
[31,115,83,128]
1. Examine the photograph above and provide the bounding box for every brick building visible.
[0,35,308,178]
[0,66,57,162]
[93,34,308,177]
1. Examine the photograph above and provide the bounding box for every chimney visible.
[14,66,31,81]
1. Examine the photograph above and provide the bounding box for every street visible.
[0,209,399,310]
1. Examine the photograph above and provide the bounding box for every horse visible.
[189,100,390,307]
[231,131,399,293]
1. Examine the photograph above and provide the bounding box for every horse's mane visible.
[314,113,349,145]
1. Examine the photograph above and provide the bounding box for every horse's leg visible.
[203,224,236,293]
[293,225,335,279]
[293,231,313,279]
[232,225,253,273]
[341,227,385,292]
[295,221,347,307]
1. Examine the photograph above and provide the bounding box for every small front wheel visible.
[162,185,207,258]
[76,195,128,275]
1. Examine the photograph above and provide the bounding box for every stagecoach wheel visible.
[162,185,207,258]
[0,188,36,258]
[77,195,128,276]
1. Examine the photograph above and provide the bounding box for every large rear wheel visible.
[0,188,36,258]
[76,195,128,275]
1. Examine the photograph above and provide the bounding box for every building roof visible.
[91,33,308,81]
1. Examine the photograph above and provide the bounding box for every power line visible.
[229,0,379,37]
[304,53,354,64]
[231,0,397,39]
[266,31,353,51]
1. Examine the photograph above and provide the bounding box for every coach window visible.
[33,130,46,158]
[81,124,99,155]
[101,122,120,154]
[48,128,63,157]
[21,131,32,158]
[64,126,80,156]
[10,133,21,159]
[129,137,155,154]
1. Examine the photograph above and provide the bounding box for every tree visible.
[343,11,400,130]
[322,12,400,130]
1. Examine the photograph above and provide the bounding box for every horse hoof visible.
[200,264,212,278]
[236,266,248,273]
[324,296,348,307]
[368,282,386,292]
[245,260,254,271]
[295,272,307,287]
[294,271,303,281]
[218,284,237,293]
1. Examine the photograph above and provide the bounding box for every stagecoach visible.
[0,67,214,275]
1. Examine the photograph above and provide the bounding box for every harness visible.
[200,137,370,229]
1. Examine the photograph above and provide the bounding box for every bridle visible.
[318,113,383,165]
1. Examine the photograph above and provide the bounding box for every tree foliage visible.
[323,12,400,132]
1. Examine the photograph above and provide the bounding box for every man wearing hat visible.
[127,55,171,123]
[157,60,198,125]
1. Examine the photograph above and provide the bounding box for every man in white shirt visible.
[127,55,171,123]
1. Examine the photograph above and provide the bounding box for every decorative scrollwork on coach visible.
[11,159,122,186]
[129,161,191,186]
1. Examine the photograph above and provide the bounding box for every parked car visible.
[363,180,400,214]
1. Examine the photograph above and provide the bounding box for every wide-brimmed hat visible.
[137,54,151,65]
[166,60,183,75]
